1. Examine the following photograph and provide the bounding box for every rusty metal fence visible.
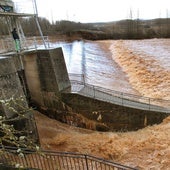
[0,147,137,170]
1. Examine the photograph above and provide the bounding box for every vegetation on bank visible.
[1,17,170,40]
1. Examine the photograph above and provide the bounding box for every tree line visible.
[0,16,170,40]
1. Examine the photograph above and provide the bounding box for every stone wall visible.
[61,93,168,131]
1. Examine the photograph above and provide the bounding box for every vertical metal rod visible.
[93,85,95,98]
[85,155,89,170]
[121,92,124,105]
[33,0,47,49]
[82,74,85,85]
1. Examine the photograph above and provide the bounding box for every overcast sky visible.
[14,0,170,23]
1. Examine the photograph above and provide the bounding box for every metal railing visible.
[0,36,50,54]
[0,146,137,170]
[26,36,50,49]
[67,74,170,113]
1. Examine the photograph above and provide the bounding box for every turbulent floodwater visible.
[110,39,170,100]
[56,39,170,100]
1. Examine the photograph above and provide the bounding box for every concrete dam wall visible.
[23,48,71,109]
[0,47,168,134]
[22,47,168,131]
[0,56,38,146]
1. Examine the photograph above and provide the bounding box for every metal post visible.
[85,155,89,170]
[18,54,24,70]
[33,36,37,49]
[82,74,85,85]
[32,0,47,49]
[93,86,95,98]
[121,92,124,105]
[46,36,50,48]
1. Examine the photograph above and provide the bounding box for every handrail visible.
[0,36,50,54]
[67,73,170,113]
[0,146,138,170]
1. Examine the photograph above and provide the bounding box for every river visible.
[54,39,170,100]
[56,40,139,95]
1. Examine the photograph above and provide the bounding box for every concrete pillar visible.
[49,48,71,91]
[0,56,39,145]
[23,47,71,109]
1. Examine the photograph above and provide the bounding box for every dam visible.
[0,41,169,132]
[0,1,169,130]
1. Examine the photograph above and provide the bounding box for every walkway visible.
[63,74,170,113]
[0,36,50,54]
